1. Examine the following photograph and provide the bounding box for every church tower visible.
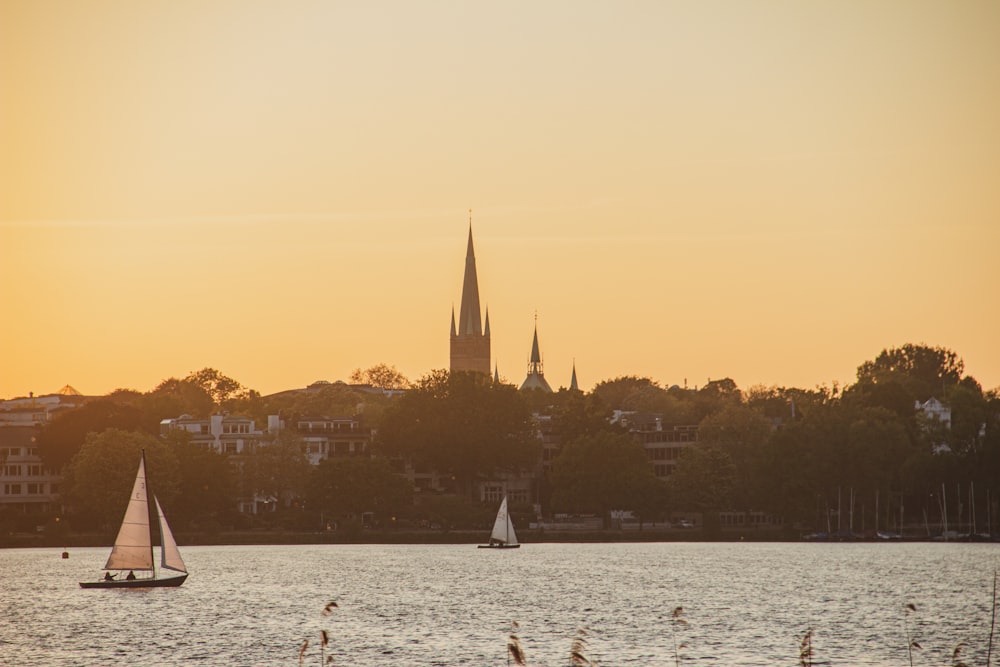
[450,221,491,374]
[519,319,553,393]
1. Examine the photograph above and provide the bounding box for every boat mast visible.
[141,449,156,574]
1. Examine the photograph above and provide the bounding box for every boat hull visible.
[477,544,520,549]
[80,574,188,589]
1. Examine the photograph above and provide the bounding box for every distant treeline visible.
[19,345,1000,537]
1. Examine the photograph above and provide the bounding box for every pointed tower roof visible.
[494,364,500,383]
[529,325,542,363]
[484,307,491,336]
[570,361,579,392]
[458,223,483,336]
[450,307,457,336]
[519,318,553,393]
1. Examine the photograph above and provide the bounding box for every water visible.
[2,542,998,666]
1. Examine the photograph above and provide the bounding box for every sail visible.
[490,496,518,546]
[104,456,154,571]
[155,496,187,573]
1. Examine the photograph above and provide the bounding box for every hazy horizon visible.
[3,1,998,399]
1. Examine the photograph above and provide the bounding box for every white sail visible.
[156,496,187,574]
[104,456,154,571]
[489,496,518,546]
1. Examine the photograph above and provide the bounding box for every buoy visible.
[62,551,69,559]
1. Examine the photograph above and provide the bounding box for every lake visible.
[1,542,998,666]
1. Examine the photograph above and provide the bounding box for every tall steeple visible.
[570,360,579,392]
[519,316,553,393]
[450,213,491,374]
[458,223,483,335]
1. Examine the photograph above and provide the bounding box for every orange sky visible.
[2,0,999,399]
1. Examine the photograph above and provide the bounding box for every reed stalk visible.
[569,627,593,666]
[798,628,813,667]
[670,607,687,667]
[989,570,997,667]
[507,620,526,666]
[905,602,921,667]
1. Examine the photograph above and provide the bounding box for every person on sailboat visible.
[104,572,116,581]
[126,570,136,580]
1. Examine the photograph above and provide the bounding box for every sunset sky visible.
[2,0,998,400]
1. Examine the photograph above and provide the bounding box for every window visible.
[484,485,503,503]
[4,484,22,495]
[509,490,529,504]
[28,465,42,476]
[4,465,20,477]
[27,483,43,494]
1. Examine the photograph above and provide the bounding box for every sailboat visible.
[478,496,520,549]
[80,450,188,588]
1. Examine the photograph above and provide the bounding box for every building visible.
[614,411,699,478]
[159,414,263,455]
[915,396,952,454]
[0,388,88,517]
[0,426,61,514]
[915,397,951,429]
[450,223,491,374]
[519,322,553,393]
[291,414,372,465]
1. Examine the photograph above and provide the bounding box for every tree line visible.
[16,346,1000,536]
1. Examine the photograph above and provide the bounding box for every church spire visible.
[449,213,491,375]
[519,315,552,393]
[570,360,579,392]
[458,221,483,336]
[529,322,542,364]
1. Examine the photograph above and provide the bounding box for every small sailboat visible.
[478,496,520,549]
[80,450,188,588]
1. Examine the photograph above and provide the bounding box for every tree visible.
[376,370,538,494]
[142,377,214,419]
[946,377,988,454]
[545,388,621,444]
[37,399,148,470]
[62,429,180,531]
[164,431,237,529]
[185,368,245,405]
[243,435,311,507]
[349,364,411,390]
[854,344,963,402]
[307,457,412,522]
[591,376,666,412]
[669,446,737,512]
[550,432,664,524]
[697,403,772,508]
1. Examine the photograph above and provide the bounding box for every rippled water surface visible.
[2,542,999,666]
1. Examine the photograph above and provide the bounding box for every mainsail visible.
[104,455,154,571]
[156,496,187,573]
[489,496,518,546]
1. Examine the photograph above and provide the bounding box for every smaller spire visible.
[529,324,542,364]
[484,307,491,337]
[494,364,500,383]
[570,360,579,392]
[450,307,457,337]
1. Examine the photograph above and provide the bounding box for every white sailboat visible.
[478,496,520,549]
[80,450,188,588]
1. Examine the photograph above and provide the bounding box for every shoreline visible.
[8,527,992,549]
